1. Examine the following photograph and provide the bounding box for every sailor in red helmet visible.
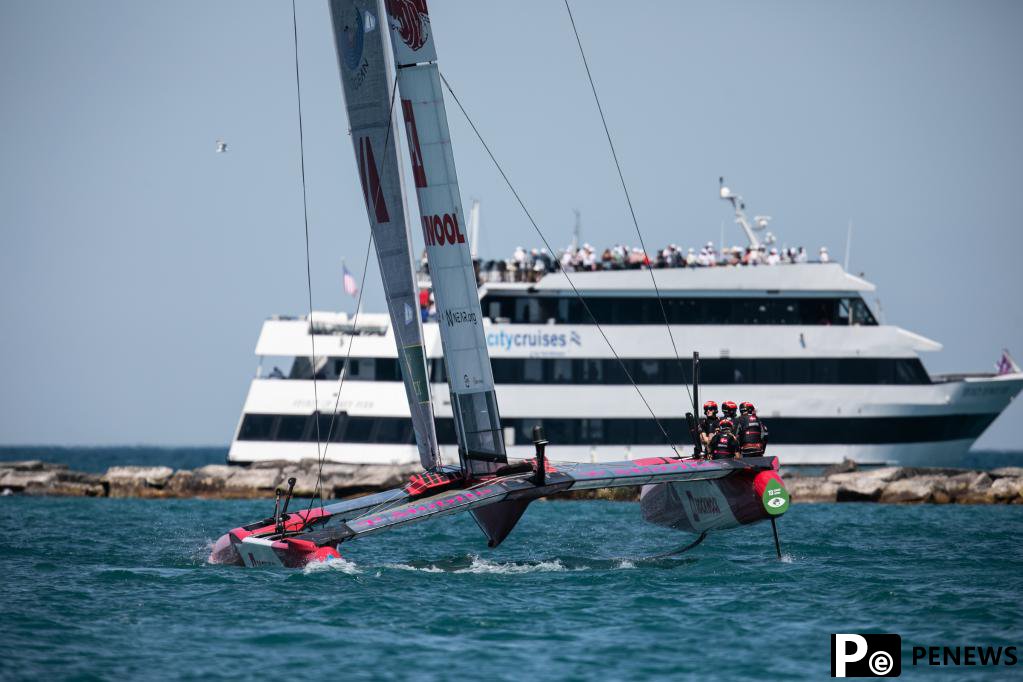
[708,418,740,459]
[721,400,739,421]
[736,401,768,457]
[698,400,720,453]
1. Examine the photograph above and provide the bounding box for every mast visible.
[329,0,440,469]
[384,0,507,476]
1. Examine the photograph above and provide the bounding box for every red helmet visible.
[719,418,733,429]
[702,400,718,412]
[740,401,755,414]
[722,401,738,414]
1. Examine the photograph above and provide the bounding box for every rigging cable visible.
[564,0,695,416]
[291,0,323,465]
[438,72,681,458]
[302,68,405,519]
[288,0,373,518]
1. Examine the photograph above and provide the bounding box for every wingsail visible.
[383,1,506,477]
[329,0,440,469]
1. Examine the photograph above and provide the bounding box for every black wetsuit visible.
[699,416,720,440]
[708,431,739,459]
[736,413,768,456]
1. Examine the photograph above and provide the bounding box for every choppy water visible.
[2,496,1021,680]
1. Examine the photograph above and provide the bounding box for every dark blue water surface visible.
[2,495,1021,680]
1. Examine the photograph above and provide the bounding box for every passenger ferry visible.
[229,259,1021,467]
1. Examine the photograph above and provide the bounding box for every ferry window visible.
[813,359,839,384]
[430,358,447,383]
[783,359,813,383]
[605,419,633,444]
[435,418,458,445]
[850,298,877,325]
[238,414,275,440]
[755,359,782,383]
[635,359,661,383]
[276,416,307,441]
[578,418,604,444]
[634,420,665,445]
[374,418,409,444]
[800,299,836,325]
[289,357,314,379]
[522,359,543,382]
[515,298,544,323]
[345,418,373,443]
[578,358,604,382]
[896,359,929,384]
[543,419,575,444]
[551,358,573,383]
[347,358,375,380]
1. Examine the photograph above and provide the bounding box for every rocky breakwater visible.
[786,464,1023,504]
[0,459,418,499]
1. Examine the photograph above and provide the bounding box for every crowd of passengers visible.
[453,242,832,284]
[699,400,767,460]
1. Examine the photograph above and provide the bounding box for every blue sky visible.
[1,0,1020,447]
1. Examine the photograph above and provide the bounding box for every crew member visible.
[708,419,739,460]
[698,400,720,452]
[736,401,768,456]
[721,400,738,421]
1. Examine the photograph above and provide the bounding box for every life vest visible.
[739,414,765,455]
[709,431,737,459]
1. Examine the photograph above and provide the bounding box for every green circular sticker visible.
[762,479,790,516]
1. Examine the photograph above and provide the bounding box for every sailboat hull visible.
[640,467,788,534]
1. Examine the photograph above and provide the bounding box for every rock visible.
[0,460,68,472]
[0,469,59,491]
[786,477,838,503]
[27,481,104,497]
[102,466,175,497]
[836,477,886,502]
[990,467,1023,479]
[824,458,858,477]
[988,477,1022,501]
[223,467,282,497]
[879,476,947,504]
[829,467,906,485]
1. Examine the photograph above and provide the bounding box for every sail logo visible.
[356,137,390,223]
[686,490,721,521]
[401,99,428,188]
[422,213,466,246]
[355,488,495,528]
[444,309,478,327]
[339,8,365,71]
[386,0,431,52]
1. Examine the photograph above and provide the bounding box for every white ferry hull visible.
[228,374,1021,466]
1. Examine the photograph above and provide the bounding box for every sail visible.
[384,0,506,476]
[329,0,439,469]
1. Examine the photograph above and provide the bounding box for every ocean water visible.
[2,496,1021,680]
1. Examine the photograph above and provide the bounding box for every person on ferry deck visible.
[736,401,768,457]
[698,401,720,451]
[708,419,740,460]
[721,400,738,422]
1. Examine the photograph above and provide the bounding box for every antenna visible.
[719,176,760,248]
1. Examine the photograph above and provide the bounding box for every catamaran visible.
[210,0,788,568]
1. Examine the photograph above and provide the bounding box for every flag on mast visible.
[342,262,359,298]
